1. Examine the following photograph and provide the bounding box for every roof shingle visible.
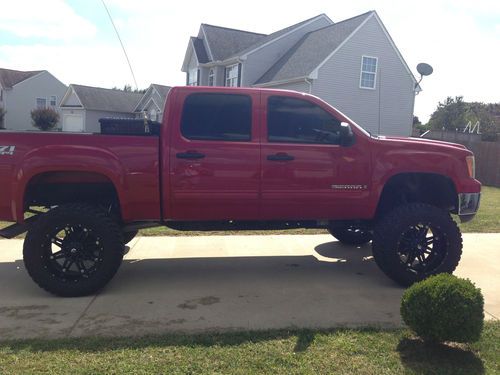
[0,68,44,89]
[67,84,142,112]
[201,24,266,61]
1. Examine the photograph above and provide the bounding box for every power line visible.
[100,0,138,90]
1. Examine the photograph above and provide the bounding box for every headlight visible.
[466,155,475,178]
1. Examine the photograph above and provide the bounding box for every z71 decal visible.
[0,146,15,155]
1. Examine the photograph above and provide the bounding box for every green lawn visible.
[1,186,498,237]
[0,323,498,374]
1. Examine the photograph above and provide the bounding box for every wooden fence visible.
[414,131,500,187]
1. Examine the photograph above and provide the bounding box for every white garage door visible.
[63,114,84,132]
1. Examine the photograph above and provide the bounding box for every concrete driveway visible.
[0,233,498,340]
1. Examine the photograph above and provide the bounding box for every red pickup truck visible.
[0,86,481,296]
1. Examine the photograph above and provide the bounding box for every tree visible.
[428,96,467,131]
[31,107,60,131]
[0,107,5,129]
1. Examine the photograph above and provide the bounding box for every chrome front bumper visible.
[458,192,481,222]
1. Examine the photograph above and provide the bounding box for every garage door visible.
[63,114,84,132]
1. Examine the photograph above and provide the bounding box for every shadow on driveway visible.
[0,240,405,339]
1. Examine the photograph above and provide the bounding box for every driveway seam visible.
[66,293,99,337]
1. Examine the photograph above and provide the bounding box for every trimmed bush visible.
[401,273,484,343]
[31,107,59,131]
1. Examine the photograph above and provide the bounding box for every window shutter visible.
[237,63,242,87]
[197,69,200,86]
[186,72,189,85]
[223,67,227,87]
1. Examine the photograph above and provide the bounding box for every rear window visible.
[180,93,252,141]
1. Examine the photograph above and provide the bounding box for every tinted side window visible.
[267,96,341,145]
[181,93,252,141]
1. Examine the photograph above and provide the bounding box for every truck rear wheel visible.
[328,224,372,246]
[372,203,462,286]
[23,203,124,297]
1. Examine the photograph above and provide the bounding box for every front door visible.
[260,94,370,220]
[169,90,261,221]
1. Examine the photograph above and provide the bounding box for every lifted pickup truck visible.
[0,87,481,296]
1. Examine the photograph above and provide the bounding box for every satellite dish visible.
[417,63,433,76]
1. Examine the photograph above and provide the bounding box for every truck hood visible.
[376,135,469,153]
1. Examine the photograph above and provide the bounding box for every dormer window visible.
[208,69,215,86]
[225,64,239,87]
[360,56,377,89]
[187,68,198,86]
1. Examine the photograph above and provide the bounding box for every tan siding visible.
[313,16,415,136]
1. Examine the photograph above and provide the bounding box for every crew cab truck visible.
[0,87,481,297]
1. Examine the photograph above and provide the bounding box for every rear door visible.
[169,89,260,220]
[260,93,370,220]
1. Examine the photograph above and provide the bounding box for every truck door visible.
[168,89,260,220]
[260,93,370,220]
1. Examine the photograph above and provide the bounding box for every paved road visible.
[0,233,498,339]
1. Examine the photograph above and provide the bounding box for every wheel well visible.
[376,173,457,217]
[24,171,121,219]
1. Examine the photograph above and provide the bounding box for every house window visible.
[208,69,215,86]
[187,68,198,86]
[360,56,377,89]
[149,108,157,121]
[36,97,47,109]
[225,64,239,87]
[49,95,57,107]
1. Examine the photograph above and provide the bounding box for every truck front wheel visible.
[23,203,124,297]
[372,203,462,286]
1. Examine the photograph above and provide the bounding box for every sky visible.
[0,0,499,122]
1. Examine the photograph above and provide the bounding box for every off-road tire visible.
[328,225,372,246]
[123,230,138,244]
[372,203,462,286]
[23,203,124,297]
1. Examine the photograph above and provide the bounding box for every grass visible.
[1,186,498,237]
[0,322,498,374]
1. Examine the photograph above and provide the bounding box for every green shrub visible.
[401,273,484,343]
[31,107,59,131]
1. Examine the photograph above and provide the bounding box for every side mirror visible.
[339,122,355,147]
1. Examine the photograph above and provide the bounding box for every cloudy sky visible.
[0,0,498,122]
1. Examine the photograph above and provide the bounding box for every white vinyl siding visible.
[360,56,377,89]
[225,64,239,87]
[313,16,415,136]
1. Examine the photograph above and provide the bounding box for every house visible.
[0,68,67,131]
[59,84,142,132]
[182,11,419,136]
[134,84,171,122]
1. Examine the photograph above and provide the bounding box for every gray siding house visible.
[59,84,142,132]
[182,11,419,136]
[134,84,171,122]
[0,68,67,131]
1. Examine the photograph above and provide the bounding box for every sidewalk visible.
[0,233,498,339]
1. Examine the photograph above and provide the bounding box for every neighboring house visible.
[182,11,419,136]
[59,84,142,132]
[134,84,171,122]
[0,68,67,131]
